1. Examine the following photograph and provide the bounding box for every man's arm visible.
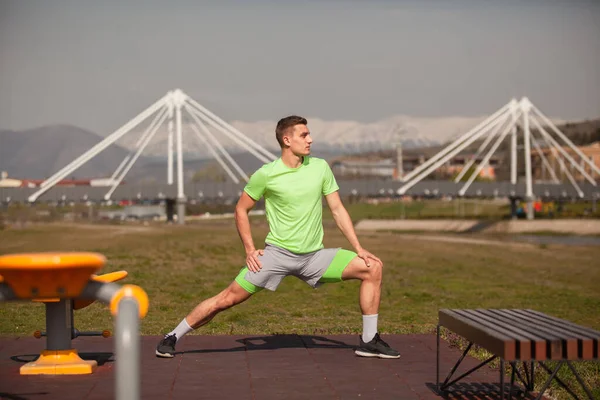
[234,192,263,272]
[325,191,362,251]
[325,191,382,267]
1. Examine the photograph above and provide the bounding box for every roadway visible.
[1,179,598,203]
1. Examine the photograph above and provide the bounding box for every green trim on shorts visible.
[318,249,357,283]
[234,267,264,294]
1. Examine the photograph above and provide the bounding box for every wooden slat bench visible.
[436,309,599,399]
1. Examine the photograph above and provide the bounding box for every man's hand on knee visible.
[356,248,382,268]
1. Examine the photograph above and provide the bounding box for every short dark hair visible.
[275,115,307,148]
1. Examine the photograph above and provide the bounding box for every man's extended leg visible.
[156,271,260,358]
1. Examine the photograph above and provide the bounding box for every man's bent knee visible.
[365,260,383,282]
[342,257,383,281]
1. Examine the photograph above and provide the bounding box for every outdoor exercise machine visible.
[0,252,149,400]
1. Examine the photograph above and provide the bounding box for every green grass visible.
[322,199,506,221]
[0,220,599,399]
[322,199,600,221]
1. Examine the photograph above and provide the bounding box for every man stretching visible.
[156,115,400,359]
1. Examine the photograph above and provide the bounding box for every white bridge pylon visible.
[397,97,599,200]
[27,89,278,203]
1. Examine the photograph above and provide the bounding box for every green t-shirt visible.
[243,156,339,254]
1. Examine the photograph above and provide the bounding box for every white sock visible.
[167,318,193,342]
[362,314,378,343]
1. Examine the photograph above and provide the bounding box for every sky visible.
[1,0,599,135]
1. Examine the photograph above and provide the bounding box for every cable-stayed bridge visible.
[2,91,597,220]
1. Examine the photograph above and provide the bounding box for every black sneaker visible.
[156,334,177,358]
[355,333,401,359]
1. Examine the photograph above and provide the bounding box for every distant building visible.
[0,172,124,188]
[331,158,396,179]
[330,153,499,180]
[0,171,22,187]
[438,154,499,180]
[531,141,600,182]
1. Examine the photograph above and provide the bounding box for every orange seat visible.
[0,252,105,299]
[28,270,128,306]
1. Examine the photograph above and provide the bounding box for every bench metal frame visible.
[435,309,598,400]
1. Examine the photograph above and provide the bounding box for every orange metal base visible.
[20,349,97,375]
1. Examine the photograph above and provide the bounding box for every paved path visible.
[355,219,600,235]
[0,334,545,400]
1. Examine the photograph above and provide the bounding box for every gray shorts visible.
[239,244,339,291]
